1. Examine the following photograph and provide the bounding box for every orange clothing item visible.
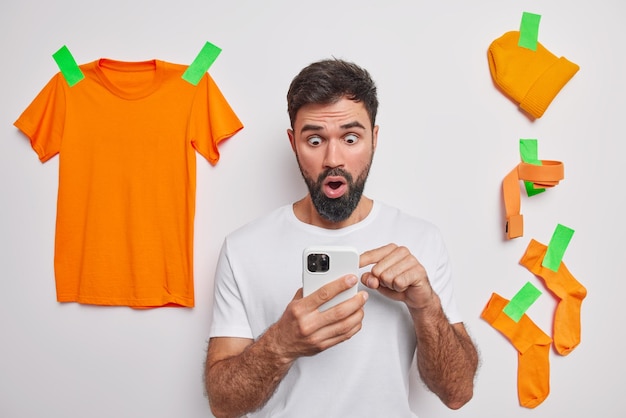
[520,239,587,355]
[488,31,579,119]
[502,160,564,239]
[15,59,243,308]
[481,292,552,408]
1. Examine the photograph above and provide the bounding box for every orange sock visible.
[481,293,552,408]
[520,239,587,355]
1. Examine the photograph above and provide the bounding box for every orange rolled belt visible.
[502,160,564,239]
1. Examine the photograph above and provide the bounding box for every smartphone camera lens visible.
[319,254,329,271]
[308,253,330,273]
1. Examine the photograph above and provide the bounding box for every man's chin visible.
[313,195,360,223]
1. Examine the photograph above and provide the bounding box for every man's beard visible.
[299,162,372,223]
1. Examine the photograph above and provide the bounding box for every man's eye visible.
[344,134,359,144]
[308,136,322,146]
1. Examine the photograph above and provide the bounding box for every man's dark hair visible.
[287,58,378,129]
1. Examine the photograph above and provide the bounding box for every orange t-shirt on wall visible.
[15,59,243,308]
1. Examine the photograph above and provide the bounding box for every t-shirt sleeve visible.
[209,238,254,339]
[14,73,67,162]
[190,74,243,165]
[430,232,463,324]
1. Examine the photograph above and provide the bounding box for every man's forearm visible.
[205,326,293,418]
[411,296,478,410]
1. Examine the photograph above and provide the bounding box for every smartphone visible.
[302,246,359,311]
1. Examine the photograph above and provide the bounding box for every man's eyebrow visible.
[340,121,367,130]
[299,121,367,135]
[300,124,323,134]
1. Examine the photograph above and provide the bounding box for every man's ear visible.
[372,125,379,150]
[287,128,296,153]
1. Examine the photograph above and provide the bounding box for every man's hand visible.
[360,243,436,311]
[205,275,367,417]
[271,274,368,362]
[360,243,478,409]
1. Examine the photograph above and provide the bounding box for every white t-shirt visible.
[209,201,461,417]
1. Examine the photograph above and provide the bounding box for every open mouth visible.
[323,176,348,198]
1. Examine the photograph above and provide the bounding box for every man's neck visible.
[292,195,373,230]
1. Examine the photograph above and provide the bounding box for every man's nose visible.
[323,139,344,168]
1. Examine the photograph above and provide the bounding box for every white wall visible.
[0,0,622,417]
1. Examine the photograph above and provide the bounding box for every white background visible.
[0,1,622,417]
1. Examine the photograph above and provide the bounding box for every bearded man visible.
[204,58,478,418]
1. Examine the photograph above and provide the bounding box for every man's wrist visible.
[259,324,296,367]
[408,290,443,321]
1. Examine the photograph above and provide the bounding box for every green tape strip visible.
[52,45,84,87]
[503,281,542,322]
[542,223,575,271]
[520,139,545,197]
[518,12,541,51]
[182,41,222,86]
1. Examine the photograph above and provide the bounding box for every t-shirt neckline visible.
[93,59,165,100]
[286,200,381,236]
